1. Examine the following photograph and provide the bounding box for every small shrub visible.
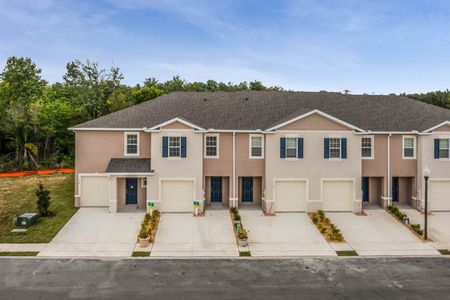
[323,218,330,224]
[238,228,248,240]
[318,210,325,217]
[239,251,251,257]
[138,227,149,239]
[312,216,318,224]
[230,207,237,215]
[36,183,51,217]
[329,232,344,241]
[320,227,326,234]
[233,213,241,222]
[411,224,423,236]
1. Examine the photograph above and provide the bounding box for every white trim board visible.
[265,109,365,132]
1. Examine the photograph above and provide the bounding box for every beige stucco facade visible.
[147,124,203,212]
[73,113,449,214]
[417,127,450,210]
[265,113,363,213]
[74,130,150,207]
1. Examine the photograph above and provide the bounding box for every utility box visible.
[403,216,410,225]
[16,213,39,227]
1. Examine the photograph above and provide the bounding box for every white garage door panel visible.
[81,176,109,207]
[322,181,353,211]
[430,181,450,211]
[161,180,194,212]
[275,181,306,212]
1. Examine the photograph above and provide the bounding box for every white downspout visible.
[232,131,236,208]
[387,133,392,207]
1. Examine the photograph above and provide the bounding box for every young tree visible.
[36,183,51,216]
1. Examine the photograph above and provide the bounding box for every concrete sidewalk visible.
[0,243,46,252]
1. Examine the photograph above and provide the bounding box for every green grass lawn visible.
[0,173,77,243]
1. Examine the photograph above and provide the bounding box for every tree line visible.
[0,56,448,171]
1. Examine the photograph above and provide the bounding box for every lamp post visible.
[423,166,431,241]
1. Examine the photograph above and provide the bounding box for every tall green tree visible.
[0,57,46,169]
[63,60,124,119]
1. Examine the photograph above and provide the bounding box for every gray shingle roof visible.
[105,158,153,173]
[73,91,450,132]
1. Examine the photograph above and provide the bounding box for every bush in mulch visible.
[309,210,344,242]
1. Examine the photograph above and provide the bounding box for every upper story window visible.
[205,134,219,158]
[361,136,374,159]
[329,138,341,158]
[162,136,187,158]
[435,138,450,159]
[169,136,181,157]
[403,136,416,159]
[125,132,139,156]
[324,137,347,159]
[250,135,264,158]
[286,137,297,158]
[280,137,303,159]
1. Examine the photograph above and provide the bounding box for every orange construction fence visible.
[0,168,74,178]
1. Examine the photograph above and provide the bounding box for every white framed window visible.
[361,136,374,159]
[249,134,264,159]
[204,134,219,158]
[124,132,139,156]
[169,136,181,158]
[141,178,147,188]
[402,136,416,159]
[439,139,450,158]
[285,137,297,158]
[329,138,341,159]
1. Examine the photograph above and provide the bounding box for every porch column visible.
[109,176,117,213]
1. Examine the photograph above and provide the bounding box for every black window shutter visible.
[181,137,187,158]
[324,138,329,159]
[297,138,304,158]
[280,137,286,158]
[341,138,347,159]
[434,139,440,159]
[162,136,168,157]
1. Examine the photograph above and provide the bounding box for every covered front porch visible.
[106,158,154,213]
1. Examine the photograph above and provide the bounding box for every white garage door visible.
[430,181,450,211]
[322,180,353,211]
[275,180,307,212]
[80,176,109,207]
[161,180,194,212]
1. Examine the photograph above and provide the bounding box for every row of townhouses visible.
[70,92,450,214]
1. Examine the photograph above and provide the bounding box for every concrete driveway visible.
[328,208,440,256]
[402,208,450,250]
[38,208,144,257]
[151,210,239,257]
[240,210,336,256]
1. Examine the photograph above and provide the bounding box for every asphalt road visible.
[1,257,450,299]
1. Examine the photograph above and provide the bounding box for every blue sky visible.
[1,0,450,94]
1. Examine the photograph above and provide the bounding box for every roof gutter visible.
[354,131,430,135]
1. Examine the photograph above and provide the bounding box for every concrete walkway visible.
[241,210,336,256]
[151,210,239,257]
[402,208,450,250]
[38,208,144,257]
[328,209,440,256]
[0,243,46,252]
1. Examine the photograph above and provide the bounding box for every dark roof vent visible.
[245,97,249,101]
[204,98,207,101]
